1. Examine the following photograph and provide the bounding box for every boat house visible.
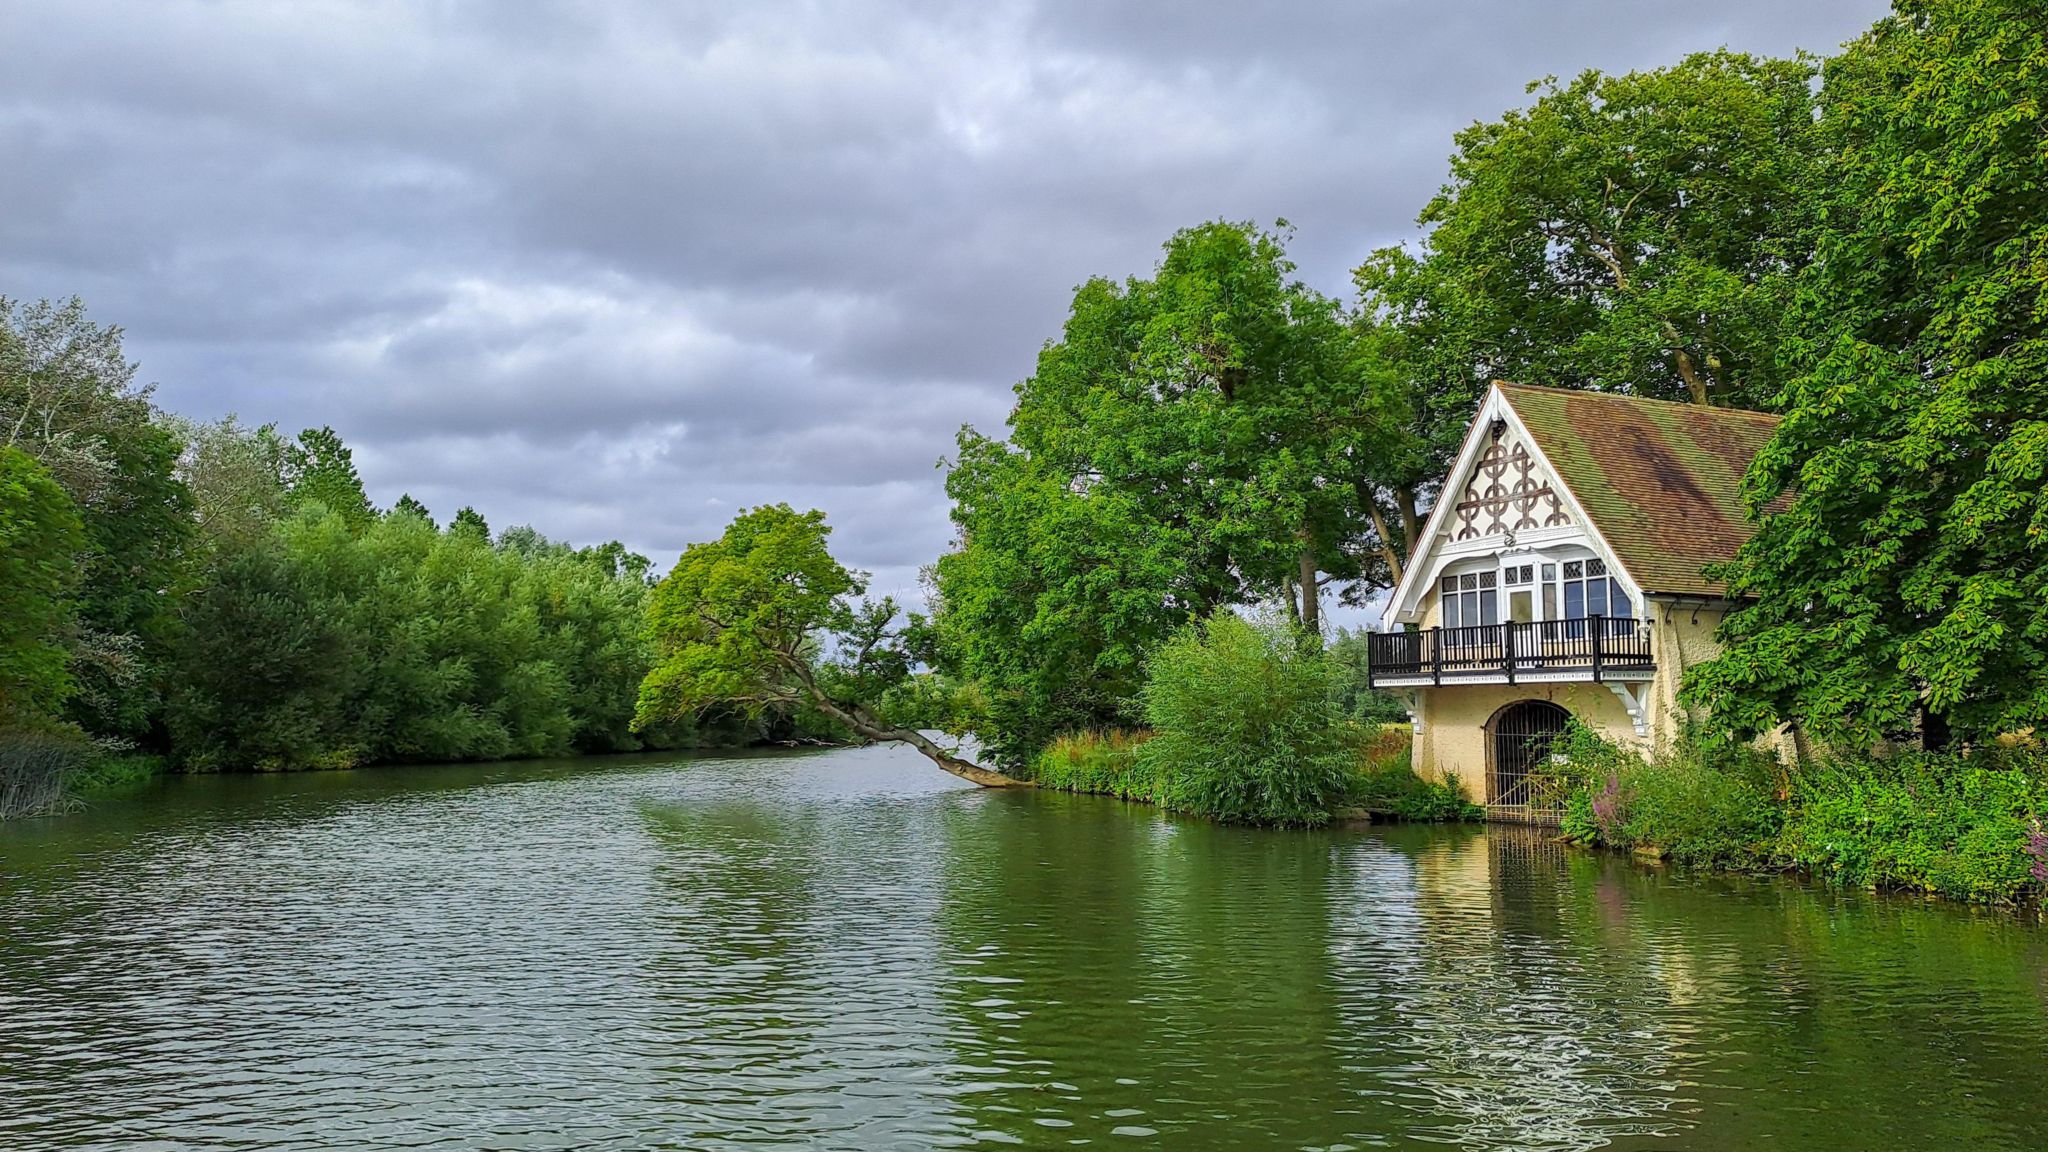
[1366,382,1780,818]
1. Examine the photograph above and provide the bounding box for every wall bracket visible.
[1605,681,1649,740]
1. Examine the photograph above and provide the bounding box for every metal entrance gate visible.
[1487,700,1571,811]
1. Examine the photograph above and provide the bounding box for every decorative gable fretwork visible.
[1451,432,1570,541]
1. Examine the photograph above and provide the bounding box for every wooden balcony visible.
[1366,617,1652,688]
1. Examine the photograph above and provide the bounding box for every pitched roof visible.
[1497,382,1781,598]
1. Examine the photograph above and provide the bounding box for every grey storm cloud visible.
[0,0,1889,604]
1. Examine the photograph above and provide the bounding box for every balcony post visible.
[1431,628,1441,686]
[1591,615,1603,682]
[1504,621,1516,685]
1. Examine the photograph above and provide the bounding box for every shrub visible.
[1554,723,2048,902]
[1780,749,2048,903]
[1135,612,1354,827]
[1551,723,1783,867]
[1031,729,1155,799]
[1344,734,1482,822]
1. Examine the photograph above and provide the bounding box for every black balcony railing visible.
[1366,617,1651,687]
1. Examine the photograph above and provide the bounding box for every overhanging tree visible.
[636,504,1022,786]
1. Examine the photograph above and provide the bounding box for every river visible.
[2,745,2045,1150]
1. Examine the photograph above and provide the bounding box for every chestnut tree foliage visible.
[1688,1,2048,746]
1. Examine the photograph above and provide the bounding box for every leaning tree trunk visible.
[789,664,1027,788]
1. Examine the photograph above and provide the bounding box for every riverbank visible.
[1033,719,2048,908]
[1028,725,1481,826]
[1545,726,2048,906]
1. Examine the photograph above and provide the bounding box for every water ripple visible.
[3,747,2046,1150]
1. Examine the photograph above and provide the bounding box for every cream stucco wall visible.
[1414,681,1641,802]
[1406,596,1738,802]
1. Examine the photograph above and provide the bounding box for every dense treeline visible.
[0,300,830,813]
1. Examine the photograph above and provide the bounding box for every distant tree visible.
[1356,51,1821,410]
[0,447,84,722]
[1688,1,2048,746]
[1326,627,1415,725]
[168,501,659,768]
[450,506,490,542]
[637,504,1021,785]
[578,539,654,584]
[173,415,290,554]
[283,426,374,528]
[390,493,434,527]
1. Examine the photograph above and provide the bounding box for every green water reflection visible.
[2,746,2044,1150]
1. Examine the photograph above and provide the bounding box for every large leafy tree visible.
[0,297,193,740]
[935,222,1399,764]
[1356,51,1821,412]
[173,415,291,555]
[0,447,85,723]
[637,504,1021,786]
[1688,1,2048,746]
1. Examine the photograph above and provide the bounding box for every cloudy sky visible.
[1,0,1886,605]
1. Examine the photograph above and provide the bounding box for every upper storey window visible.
[1561,559,1632,620]
[1439,572,1497,628]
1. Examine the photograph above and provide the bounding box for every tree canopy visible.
[1687,0,2048,747]
[0,447,85,722]
[933,222,1405,765]
[1356,51,1821,412]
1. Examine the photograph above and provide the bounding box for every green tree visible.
[1356,51,1821,411]
[935,222,1402,765]
[173,415,290,555]
[166,501,660,771]
[0,296,194,740]
[450,505,490,542]
[390,493,434,526]
[1688,1,2048,746]
[0,447,85,722]
[637,504,1021,785]
[1326,627,1412,725]
[283,425,374,528]
[165,542,351,771]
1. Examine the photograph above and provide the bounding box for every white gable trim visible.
[1382,383,1644,627]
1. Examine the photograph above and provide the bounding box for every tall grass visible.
[1030,729,1156,800]
[1343,726,1483,822]
[0,730,85,819]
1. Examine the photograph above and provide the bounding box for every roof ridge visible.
[1493,380,1781,423]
